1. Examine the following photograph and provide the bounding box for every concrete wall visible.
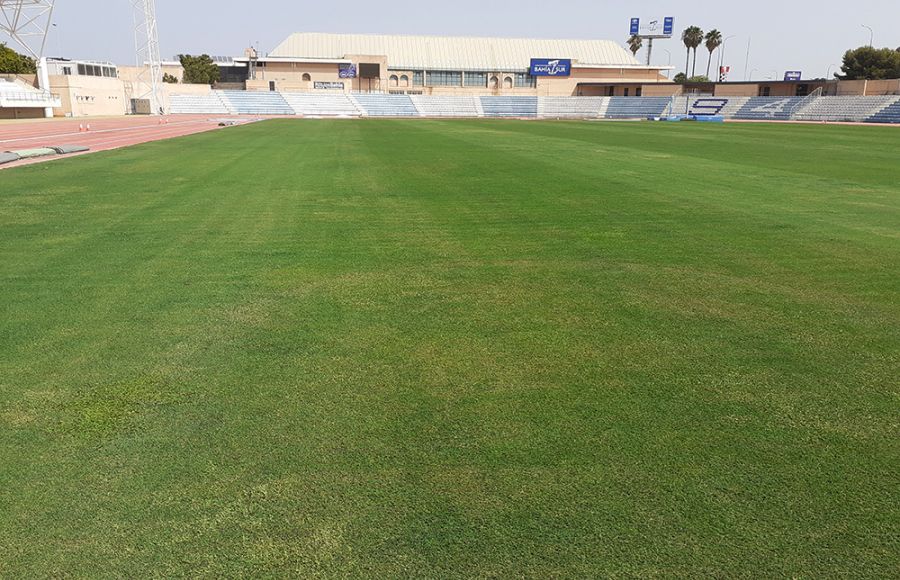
[49,74,128,117]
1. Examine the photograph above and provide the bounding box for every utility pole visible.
[131,0,163,115]
[0,0,57,117]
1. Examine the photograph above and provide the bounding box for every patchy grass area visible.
[1,119,898,576]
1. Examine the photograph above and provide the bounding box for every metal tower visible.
[131,0,162,114]
[0,0,56,116]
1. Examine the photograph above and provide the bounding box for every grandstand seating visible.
[539,97,608,118]
[162,90,900,124]
[352,94,419,116]
[733,97,805,121]
[867,97,900,124]
[605,97,670,119]
[219,90,294,115]
[169,92,230,115]
[793,96,899,122]
[480,96,538,117]
[410,95,480,117]
[281,92,360,116]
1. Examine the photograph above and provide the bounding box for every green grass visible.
[1,119,898,577]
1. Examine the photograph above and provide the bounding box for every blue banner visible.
[530,59,572,77]
[664,17,675,36]
[630,18,640,36]
[339,64,357,79]
[784,71,802,81]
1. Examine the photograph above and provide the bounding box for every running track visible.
[0,115,259,169]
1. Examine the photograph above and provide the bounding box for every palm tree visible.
[704,30,723,78]
[627,35,643,58]
[682,26,704,78]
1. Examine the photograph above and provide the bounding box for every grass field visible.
[1,119,898,577]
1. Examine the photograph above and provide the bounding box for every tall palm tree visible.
[627,35,643,58]
[704,30,723,78]
[682,26,704,78]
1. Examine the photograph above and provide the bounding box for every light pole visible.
[861,24,873,47]
[749,68,759,81]
[718,35,737,80]
[660,48,672,78]
[771,69,778,81]
[826,63,837,79]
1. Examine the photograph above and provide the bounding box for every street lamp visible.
[826,63,837,79]
[718,35,737,79]
[749,68,759,81]
[861,24,874,47]
[660,48,672,79]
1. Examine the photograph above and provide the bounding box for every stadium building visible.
[235,33,672,96]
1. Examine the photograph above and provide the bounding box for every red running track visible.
[0,115,260,169]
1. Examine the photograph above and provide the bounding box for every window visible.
[636,87,642,97]
[427,70,462,86]
[302,73,311,81]
[607,86,615,96]
[514,73,535,88]
[62,66,72,75]
[465,72,488,87]
[760,86,771,97]
[77,63,86,75]
[490,76,499,89]
[413,71,424,86]
[624,88,629,97]
[400,75,409,87]
[389,74,399,87]
[503,76,513,89]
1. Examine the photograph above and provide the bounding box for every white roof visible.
[270,32,642,71]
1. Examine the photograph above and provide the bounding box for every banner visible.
[630,18,640,36]
[784,71,802,81]
[530,59,572,77]
[315,81,345,90]
[339,64,357,79]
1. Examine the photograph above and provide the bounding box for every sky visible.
[15,0,900,81]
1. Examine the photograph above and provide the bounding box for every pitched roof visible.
[269,32,641,71]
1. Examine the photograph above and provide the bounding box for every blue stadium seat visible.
[352,94,419,116]
[219,91,294,115]
[733,97,805,121]
[605,97,671,119]
[867,98,900,124]
[480,96,538,117]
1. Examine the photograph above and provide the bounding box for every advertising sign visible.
[784,71,802,81]
[529,59,572,77]
[630,18,640,36]
[339,64,357,78]
[315,81,345,90]
[664,17,675,36]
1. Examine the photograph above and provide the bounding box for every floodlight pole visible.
[0,0,57,117]
[861,24,873,47]
[131,0,163,115]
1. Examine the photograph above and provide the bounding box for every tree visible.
[837,46,900,80]
[162,72,179,84]
[627,35,643,58]
[673,72,687,84]
[0,43,37,75]
[704,30,723,78]
[178,54,220,85]
[681,26,704,77]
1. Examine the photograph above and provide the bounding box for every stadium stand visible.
[733,97,805,121]
[480,96,538,117]
[169,92,231,115]
[352,94,419,116]
[410,95,480,117]
[665,96,750,118]
[281,92,360,116]
[793,96,900,122]
[867,97,900,124]
[539,97,609,119]
[219,90,294,115]
[162,91,900,124]
[605,97,671,119]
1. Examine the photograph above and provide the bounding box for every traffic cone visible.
[85,124,91,132]
[78,123,84,132]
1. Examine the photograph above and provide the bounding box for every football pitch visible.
[1,119,898,576]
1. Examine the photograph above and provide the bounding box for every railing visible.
[789,87,823,118]
[0,90,60,103]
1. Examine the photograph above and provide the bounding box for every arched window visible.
[400,75,409,87]
[490,76,499,89]
[302,73,311,81]
[389,75,399,87]
[503,76,513,89]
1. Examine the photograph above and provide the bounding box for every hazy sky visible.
[21,0,900,80]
